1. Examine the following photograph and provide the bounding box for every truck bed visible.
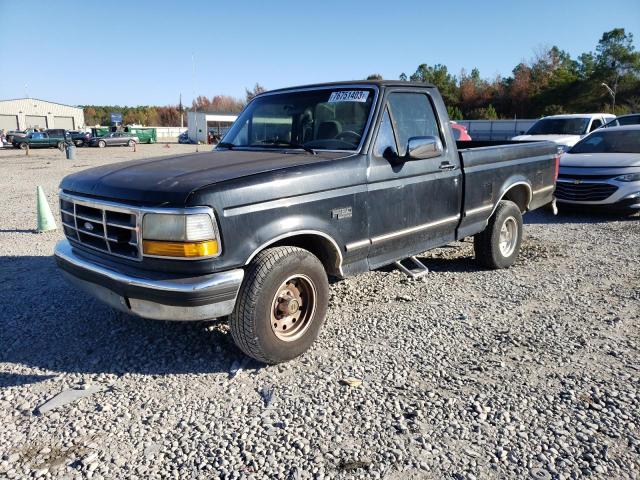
[455,139,558,239]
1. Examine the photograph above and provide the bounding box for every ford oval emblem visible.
[84,222,94,231]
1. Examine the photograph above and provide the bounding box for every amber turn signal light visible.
[142,240,219,258]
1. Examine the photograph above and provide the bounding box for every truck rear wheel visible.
[229,246,329,364]
[474,200,523,269]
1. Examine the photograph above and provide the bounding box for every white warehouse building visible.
[0,98,85,132]
[188,111,238,143]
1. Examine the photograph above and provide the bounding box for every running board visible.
[395,256,429,279]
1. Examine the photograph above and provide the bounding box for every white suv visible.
[513,113,616,152]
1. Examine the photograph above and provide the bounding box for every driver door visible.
[365,89,462,268]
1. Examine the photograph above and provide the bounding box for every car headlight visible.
[142,212,220,258]
[615,173,640,182]
[557,145,571,154]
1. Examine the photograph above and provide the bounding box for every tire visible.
[128,140,135,147]
[229,246,329,364]
[56,142,64,150]
[18,142,27,150]
[474,200,523,269]
[98,140,106,148]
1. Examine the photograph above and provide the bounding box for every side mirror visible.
[519,130,525,135]
[406,136,443,160]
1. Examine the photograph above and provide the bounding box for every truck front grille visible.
[59,195,141,260]
[555,181,618,202]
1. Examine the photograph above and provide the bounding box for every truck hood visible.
[512,134,582,146]
[60,149,351,205]
[560,152,640,168]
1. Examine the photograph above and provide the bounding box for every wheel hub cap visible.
[270,275,316,342]
[499,216,518,257]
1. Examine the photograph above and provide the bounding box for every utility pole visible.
[192,53,198,152]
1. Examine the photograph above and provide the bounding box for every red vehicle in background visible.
[450,121,472,141]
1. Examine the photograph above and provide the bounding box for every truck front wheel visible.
[474,200,523,269]
[229,246,329,364]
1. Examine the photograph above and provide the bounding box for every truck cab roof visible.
[261,80,436,95]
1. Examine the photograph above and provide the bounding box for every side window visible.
[388,92,440,156]
[589,119,602,132]
[235,119,249,145]
[373,108,397,158]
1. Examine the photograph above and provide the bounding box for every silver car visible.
[89,132,139,148]
[556,125,640,212]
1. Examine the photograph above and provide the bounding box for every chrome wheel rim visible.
[499,216,518,257]
[270,274,316,342]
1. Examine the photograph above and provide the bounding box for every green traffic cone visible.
[36,186,57,232]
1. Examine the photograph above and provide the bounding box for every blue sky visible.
[0,0,638,106]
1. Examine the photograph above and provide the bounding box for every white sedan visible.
[555,125,640,212]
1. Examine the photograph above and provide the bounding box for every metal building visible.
[188,111,238,143]
[0,98,85,132]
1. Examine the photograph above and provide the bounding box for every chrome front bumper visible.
[54,240,244,321]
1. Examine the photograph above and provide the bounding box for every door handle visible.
[439,162,456,171]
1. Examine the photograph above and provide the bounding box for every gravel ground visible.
[0,145,639,479]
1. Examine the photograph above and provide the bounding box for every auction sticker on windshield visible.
[328,91,369,103]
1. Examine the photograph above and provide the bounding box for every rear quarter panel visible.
[457,140,557,238]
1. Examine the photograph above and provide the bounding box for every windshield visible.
[604,115,640,128]
[220,88,375,151]
[569,130,640,154]
[527,118,589,136]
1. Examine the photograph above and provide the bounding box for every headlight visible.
[615,173,640,182]
[557,145,571,153]
[142,212,220,258]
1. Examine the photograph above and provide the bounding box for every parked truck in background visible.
[54,80,558,364]
[12,130,70,149]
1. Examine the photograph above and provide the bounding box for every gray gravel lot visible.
[0,144,638,479]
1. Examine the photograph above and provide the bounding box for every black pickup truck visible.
[54,80,558,363]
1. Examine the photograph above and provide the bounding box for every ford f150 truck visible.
[54,80,558,364]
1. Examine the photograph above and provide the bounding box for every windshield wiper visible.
[255,139,316,155]
[217,142,235,150]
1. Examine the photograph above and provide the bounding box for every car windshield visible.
[569,130,640,154]
[604,115,640,128]
[220,88,375,151]
[527,118,590,136]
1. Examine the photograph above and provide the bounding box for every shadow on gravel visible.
[525,208,639,225]
[0,255,251,380]
[0,373,57,388]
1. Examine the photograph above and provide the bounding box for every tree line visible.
[83,28,639,126]
[82,84,265,127]
[392,28,640,120]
